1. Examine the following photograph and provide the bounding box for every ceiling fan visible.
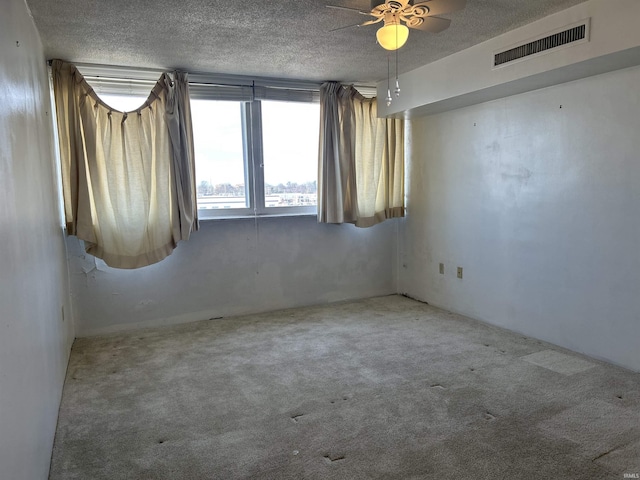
[328,0,466,50]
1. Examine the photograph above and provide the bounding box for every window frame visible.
[192,97,319,220]
[192,101,254,219]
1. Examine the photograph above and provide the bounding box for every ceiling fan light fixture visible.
[376,23,409,50]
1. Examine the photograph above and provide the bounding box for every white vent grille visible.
[494,20,590,67]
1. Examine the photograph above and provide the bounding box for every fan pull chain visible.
[395,23,401,98]
[386,53,393,107]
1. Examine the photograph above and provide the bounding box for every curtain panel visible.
[317,83,359,224]
[51,60,198,269]
[318,82,404,228]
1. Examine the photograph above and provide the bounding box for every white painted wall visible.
[400,65,640,371]
[69,216,398,336]
[0,0,75,478]
[379,0,640,117]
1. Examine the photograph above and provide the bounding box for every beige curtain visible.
[318,83,359,223]
[318,82,404,227]
[52,60,198,269]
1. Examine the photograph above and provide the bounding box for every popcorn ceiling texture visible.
[26,0,587,83]
[50,296,640,479]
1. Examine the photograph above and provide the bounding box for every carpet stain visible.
[330,396,349,404]
[592,443,624,462]
[324,454,346,463]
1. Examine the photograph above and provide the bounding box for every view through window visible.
[191,100,247,210]
[261,100,319,208]
[97,94,148,112]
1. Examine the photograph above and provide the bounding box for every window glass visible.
[190,100,248,210]
[261,101,319,208]
[96,93,147,112]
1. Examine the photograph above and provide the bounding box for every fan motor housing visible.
[372,0,414,9]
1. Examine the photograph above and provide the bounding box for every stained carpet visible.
[50,295,640,479]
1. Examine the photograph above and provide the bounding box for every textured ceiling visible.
[26,0,588,84]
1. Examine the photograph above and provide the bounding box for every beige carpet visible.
[50,295,640,479]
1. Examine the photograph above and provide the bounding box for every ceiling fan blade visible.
[406,15,451,32]
[415,0,466,17]
[361,17,384,26]
[329,18,382,31]
[371,4,389,15]
[326,4,373,15]
[330,22,362,31]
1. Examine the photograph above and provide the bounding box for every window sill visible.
[198,212,317,221]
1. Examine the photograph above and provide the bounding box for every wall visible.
[379,0,640,117]
[0,0,75,479]
[69,216,398,336]
[400,65,640,371]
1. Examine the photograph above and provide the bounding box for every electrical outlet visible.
[457,267,463,279]
[439,263,444,275]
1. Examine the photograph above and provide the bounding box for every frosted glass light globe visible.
[376,24,409,50]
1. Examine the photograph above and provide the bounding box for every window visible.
[191,100,248,212]
[88,69,321,219]
[191,97,319,219]
[261,101,319,209]
[96,94,148,112]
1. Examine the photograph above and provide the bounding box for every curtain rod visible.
[46,59,376,94]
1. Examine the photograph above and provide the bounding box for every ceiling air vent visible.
[493,20,590,68]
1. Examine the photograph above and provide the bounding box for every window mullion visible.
[250,100,266,214]
[241,102,255,211]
